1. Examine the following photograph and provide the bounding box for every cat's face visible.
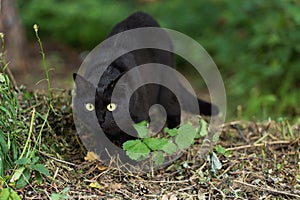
[73,54,139,140]
[73,71,124,139]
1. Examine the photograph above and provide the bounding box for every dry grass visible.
[14,91,300,199]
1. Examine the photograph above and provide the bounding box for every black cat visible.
[73,11,218,146]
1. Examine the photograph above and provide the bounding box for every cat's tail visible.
[197,97,219,116]
[159,82,219,118]
[178,83,219,116]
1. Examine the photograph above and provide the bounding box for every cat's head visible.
[73,54,139,142]
[73,73,122,139]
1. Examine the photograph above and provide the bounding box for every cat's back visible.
[106,11,174,68]
[107,11,160,37]
[82,12,173,85]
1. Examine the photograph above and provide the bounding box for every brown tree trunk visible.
[0,0,28,72]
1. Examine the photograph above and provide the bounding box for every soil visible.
[11,91,300,199]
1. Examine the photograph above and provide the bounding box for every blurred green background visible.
[16,0,300,121]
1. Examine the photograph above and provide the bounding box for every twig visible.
[226,140,291,151]
[230,124,249,143]
[39,151,77,166]
[209,182,226,198]
[5,67,18,89]
[145,179,190,183]
[177,184,196,192]
[233,180,300,198]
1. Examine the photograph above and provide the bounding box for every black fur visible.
[73,11,218,146]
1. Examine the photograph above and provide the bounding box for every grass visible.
[0,32,28,182]
[0,28,52,198]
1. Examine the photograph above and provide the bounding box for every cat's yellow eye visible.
[107,103,117,112]
[85,103,94,111]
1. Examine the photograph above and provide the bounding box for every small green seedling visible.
[50,187,71,200]
[0,187,21,200]
[215,145,226,155]
[11,156,50,188]
[123,118,209,165]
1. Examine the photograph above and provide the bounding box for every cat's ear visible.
[73,73,94,90]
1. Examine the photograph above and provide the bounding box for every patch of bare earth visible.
[14,91,300,199]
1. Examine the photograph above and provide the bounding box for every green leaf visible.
[161,141,178,154]
[12,140,18,161]
[61,186,71,194]
[0,106,11,118]
[212,133,220,143]
[23,91,32,101]
[175,123,196,150]
[50,193,63,200]
[123,140,150,161]
[164,127,178,136]
[16,168,31,188]
[35,172,43,185]
[32,164,50,176]
[31,156,39,165]
[135,120,148,126]
[215,145,226,154]
[0,188,21,200]
[133,121,148,138]
[0,154,4,178]
[143,138,169,151]
[0,130,8,155]
[125,151,150,161]
[0,188,10,200]
[0,73,5,83]
[10,167,26,182]
[0,188,9,200]
[196,118,208,137]
[123,140,140,150]
[151,151,164,165]
[14,157,30,165]
[50,187,70,200]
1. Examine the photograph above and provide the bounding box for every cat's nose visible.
[98,118,105,124]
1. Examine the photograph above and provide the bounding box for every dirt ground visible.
[10,91,299,199]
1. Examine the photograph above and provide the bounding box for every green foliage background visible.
[17,0,300,120]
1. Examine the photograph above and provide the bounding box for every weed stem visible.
[33,24,52,104]
[20,108,36,159]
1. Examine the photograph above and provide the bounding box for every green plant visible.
[50,187,70,200]
[33,24,52,104]
[123,118,208,165]
[0,33,27,179]
[0,73,20,177]
[0,29,51,196]
[11,156,50,188]
[0,187,21,200]
[0,34,26,198]
[215,145,226,155]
